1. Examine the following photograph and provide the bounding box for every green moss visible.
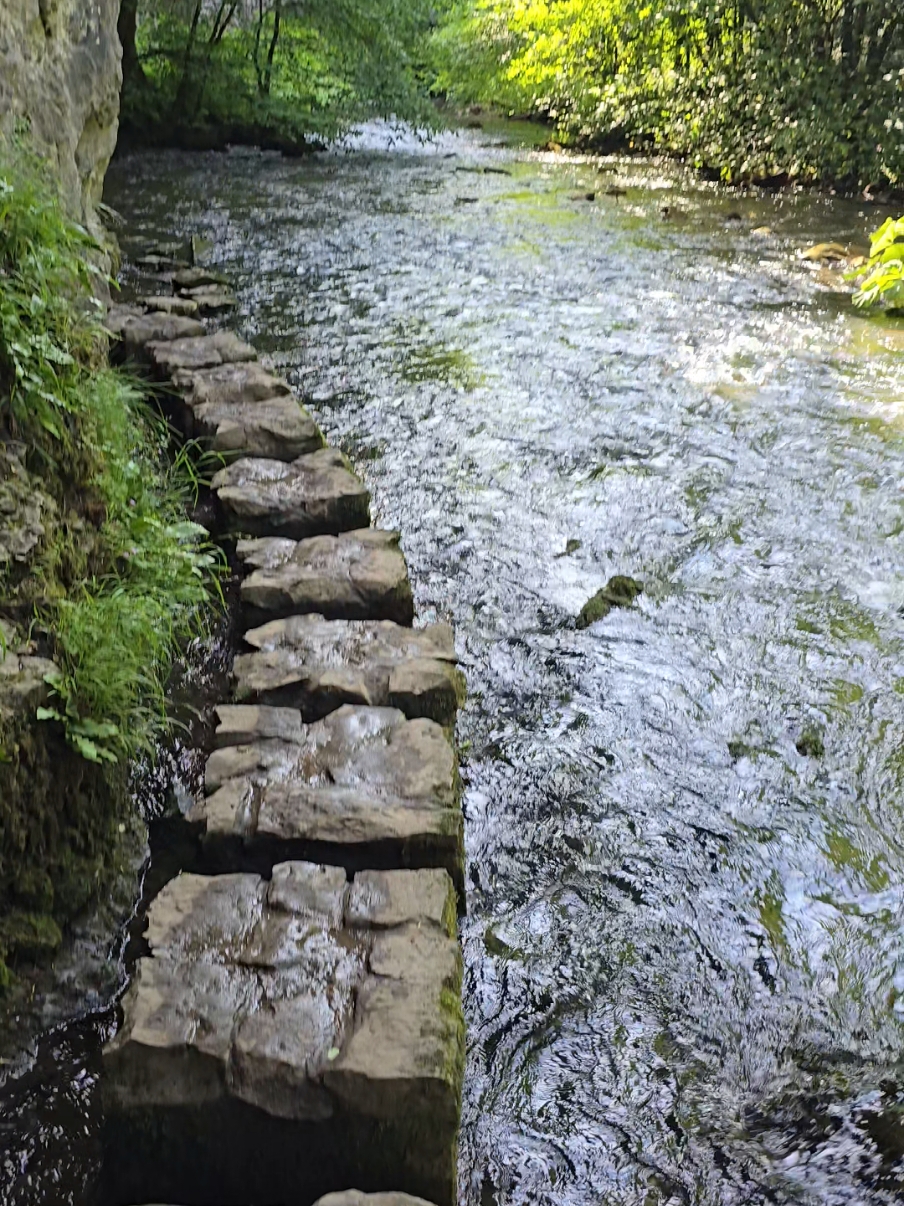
[796,725,825,758]
[576,575,643,629]
[439,984,466,1100]
[0,910,62,964]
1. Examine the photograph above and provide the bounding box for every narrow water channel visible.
[5,122,904,1205]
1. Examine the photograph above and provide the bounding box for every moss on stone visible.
[796,725,825,758]
[576,575,643,629]
[0,713,129,992]
[0,910,63,963]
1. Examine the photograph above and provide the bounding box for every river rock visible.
[212,449,370,539]
[234,614,465,725]
[111,311,205,358]
[193,705,462,889]
[147,330,258,376]
[138,294,200,318]
[173,266,230,290]
[315,1194,442,1206]
[237,529,414,626]
[178,284,238,314]
[103,865,463,1206]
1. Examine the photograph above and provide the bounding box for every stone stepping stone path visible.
[237,529,415,626]
[101,258,466,1206]
[103,865,462,1206]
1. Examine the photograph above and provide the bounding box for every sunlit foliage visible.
[120,0,440,143]
[431,0,904,186]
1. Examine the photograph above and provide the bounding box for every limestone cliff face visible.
[0,0,122,228]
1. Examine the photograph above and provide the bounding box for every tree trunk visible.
[118,0,146,88]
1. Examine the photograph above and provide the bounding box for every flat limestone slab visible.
[177,285,238,314]
[140,294,200,317]
[212,449,370,539]
[108,310,204,357]
[163,361,324,461]
[172,362,292,407]
[200,395,325,462]
[234,615,465,725]
[315,1195,441,1206]
[193,705,462,890]
[237,529,414,627]
[102,865,463,1206]
[147,330,258,376]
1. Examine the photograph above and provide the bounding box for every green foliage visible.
[0,169,104,446]
[123,0,442,144]
[431,0,904,187]
[0,158,220,763]
[853,217,904,311]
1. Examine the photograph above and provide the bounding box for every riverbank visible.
[0,162,219,1008]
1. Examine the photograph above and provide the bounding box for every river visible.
[5,122,904,1205]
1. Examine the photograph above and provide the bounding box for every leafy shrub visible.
[431,0,904,188]
[853,217,904,311]
[0,158,221,763]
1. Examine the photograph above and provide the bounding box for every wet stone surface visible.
[107,309,204,356]
[191,704,463,889]
[234,614,465,724]
[102,864,463,1206]
[237,529,415,626]
[212,448,371,539]
[146,330,258,376]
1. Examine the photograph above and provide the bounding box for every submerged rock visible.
[576,575,643,628]
[801,242,853,262]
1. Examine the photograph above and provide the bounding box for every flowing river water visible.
[5,123,904,1205]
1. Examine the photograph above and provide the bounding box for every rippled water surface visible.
[108,128,904,1204]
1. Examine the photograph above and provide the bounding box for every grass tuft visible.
[1,154,221,763]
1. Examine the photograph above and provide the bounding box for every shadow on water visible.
[6,122,904,1204]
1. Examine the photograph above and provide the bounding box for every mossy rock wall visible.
[0,716,128,984]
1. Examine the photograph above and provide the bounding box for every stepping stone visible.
[193,705,462,889]
[102,865,463,1206]
[173,266,230,290]
[164,362,325,460]
[135,252,188,271]
[147,330,257,376]
[315,1195,441,1206]
[237,529,414,627]
[107,310,204,357]
[212,449,370,539]
[178,284,238,314]
[234,615,465,726]
[139,294,199,318]
[172,361,292,407]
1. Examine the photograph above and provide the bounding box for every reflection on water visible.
[13,122,904,1205]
